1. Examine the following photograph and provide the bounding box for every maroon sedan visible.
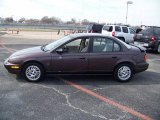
[4,33,149,82]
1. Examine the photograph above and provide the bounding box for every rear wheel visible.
[22,63,45,82]
[114,64,133,82]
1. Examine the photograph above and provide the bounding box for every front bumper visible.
[135,62,149,73]
[4,58,21,74]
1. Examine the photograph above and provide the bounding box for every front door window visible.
[60,37,90,53]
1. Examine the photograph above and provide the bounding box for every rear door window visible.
[115,26,121,32]
[122,27,128,33]
[92,37,107,52]
[91,37,121,52]
[113,42,121,52]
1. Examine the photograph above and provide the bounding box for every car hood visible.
[10,46,43,58]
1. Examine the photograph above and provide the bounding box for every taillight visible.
[151,35,155,42]
[144,54,148,61]
[112,32,115,36]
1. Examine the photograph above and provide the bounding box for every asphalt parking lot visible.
[0,32,160,120]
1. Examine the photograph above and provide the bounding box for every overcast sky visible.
[0,0,160,26]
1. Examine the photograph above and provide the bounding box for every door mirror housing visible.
[56,47,68,54]
[56,48,63,53]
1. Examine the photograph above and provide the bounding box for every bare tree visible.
[41,16,50,24]
[50,16,62,24]
[81,19,90,25]
[18,17,26,23]
[41,16,62,24]
[71,18,76,24]
[4,17,14,23]
[25,19,40,24]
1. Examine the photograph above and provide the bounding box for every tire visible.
[157,44,160,54]
[114,64,133,82]
[22,62,45,82]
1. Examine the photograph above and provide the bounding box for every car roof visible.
[69,33,114,39]
[103,24,130,28]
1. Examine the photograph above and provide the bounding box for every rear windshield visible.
[139,28,153,35]
[103,26,113,32]
[136,28,142,33]
[92,25,103,32]
[154,28,160,35]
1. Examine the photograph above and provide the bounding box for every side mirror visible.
[56,47,68,54]
[56,48,63,54]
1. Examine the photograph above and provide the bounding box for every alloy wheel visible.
[25,65,41,81]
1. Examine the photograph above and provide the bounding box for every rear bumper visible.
[134,41,156,49]
[135,62,149,73]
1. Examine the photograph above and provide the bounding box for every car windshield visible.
[43,35,71,51]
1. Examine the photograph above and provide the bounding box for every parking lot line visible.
[62,79,153,120]
[0,42,13,53]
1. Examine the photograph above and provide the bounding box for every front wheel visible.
[114,64,133,82]
[22,63,45,82]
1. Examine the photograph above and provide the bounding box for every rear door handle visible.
[112,56,117,59]
[80,57,85,59]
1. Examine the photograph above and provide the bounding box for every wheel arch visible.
[21,60,46,73]
[114,61,136,74]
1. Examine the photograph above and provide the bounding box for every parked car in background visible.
[135,28,143,33]
[86,24,103,33]
[134,26,160,53]
[102,25,135,43]
[4,33,148,82]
